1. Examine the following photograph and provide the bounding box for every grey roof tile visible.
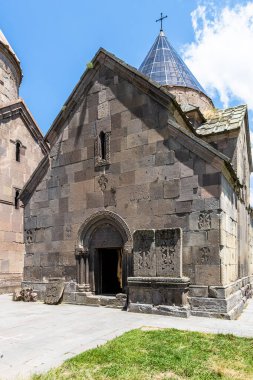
[196,104,246,136]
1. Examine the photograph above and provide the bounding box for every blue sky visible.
[1,0,253,196]
[1,0,247,132]
[0,1,194,132]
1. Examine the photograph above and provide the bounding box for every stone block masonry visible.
[21,50,253,319]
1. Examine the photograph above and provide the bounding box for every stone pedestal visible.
[128,228,190,317]
[128,277,190,317]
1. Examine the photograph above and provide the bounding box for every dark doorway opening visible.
[98,248,122,295]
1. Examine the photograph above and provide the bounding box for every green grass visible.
[32,328,253,380]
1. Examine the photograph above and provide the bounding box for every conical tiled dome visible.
[139,31,204,93]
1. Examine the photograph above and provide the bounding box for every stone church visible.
[1,23,253,318]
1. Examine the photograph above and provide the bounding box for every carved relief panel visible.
[198,212,211,230]
[133,228,182,278]
[156,228,182,277]
[133,230,156,277]
[44,280,65,305]
[25,229,34,244]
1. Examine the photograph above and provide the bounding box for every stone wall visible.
[167,86,214,114]
[202,131,238,168]
[202,120,250,206]
[235,120,251,204]
[213,120,252,284]
[24,64,223,289]
[0,115,44,292]
[250,217,253,276]
[0,49,20,105]
[220,176,238,284]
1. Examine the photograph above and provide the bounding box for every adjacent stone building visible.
[0,31,48,292]
[20,28,253,318]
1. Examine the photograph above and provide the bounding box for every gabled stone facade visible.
[20,48,253,319]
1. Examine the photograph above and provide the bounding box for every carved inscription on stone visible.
[198,247,210,264]
[133,230,156,277]
[44,280,65,305]
[133,229,183,278]
[156,229,182,277]
[198,212,211,230]
[98,174,108,191]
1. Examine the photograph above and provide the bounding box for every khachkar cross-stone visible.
[156,12,168,32]
[133,228,182,278]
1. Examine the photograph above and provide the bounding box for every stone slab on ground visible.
[0,294,253,380]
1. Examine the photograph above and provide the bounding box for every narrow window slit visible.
[100,131,106,160]
[16,142,21,162]
[15,190,20,209]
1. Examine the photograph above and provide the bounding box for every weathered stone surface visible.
[128,302,190,318]
[195,265,221,285]
[128,277,190,317]
[189,285,208,298]
[155,151,175,166]
[18,50,253,321]
[13,287,37,302]
[44,280,65,305]
[163,179,180,199]
[133,230,156,277]
[156,228,182,277]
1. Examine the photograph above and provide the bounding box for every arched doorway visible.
[76,211,132,295]
[91,223,124,295]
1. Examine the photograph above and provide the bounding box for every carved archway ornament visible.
[76,210,132,249]
[75,211,132,293]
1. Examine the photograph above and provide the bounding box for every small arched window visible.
[16,142,21,162]
[14,189,20,209]
[99,131,106,160]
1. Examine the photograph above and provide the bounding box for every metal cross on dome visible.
[156,12,168,32]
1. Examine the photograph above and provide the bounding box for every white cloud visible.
[183,2,253,110]
[184,2,253,205]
